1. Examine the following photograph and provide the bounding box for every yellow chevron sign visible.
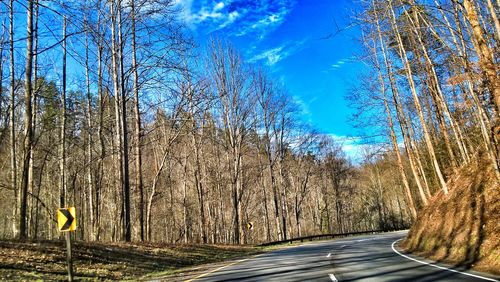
[57,207,76,232]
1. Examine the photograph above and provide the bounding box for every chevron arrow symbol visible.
[58,207,76,232]
[61,209,74,230]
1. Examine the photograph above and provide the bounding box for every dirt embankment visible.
[402,152,500,275]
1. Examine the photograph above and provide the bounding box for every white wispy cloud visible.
[250,46,284,65]
[175,0,232,27]
[249,39,308,66]
[174,0,296,38]
[237,1,294,38]
[326,56,355,72]
[217,10,240,29]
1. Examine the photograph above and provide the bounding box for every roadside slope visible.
[0,240,262,280]
[403,152,500,275]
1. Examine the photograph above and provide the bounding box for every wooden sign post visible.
[57,207,76,281]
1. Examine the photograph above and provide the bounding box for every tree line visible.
[2,0,496,245]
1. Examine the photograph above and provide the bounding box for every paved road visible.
[192,231,499,282]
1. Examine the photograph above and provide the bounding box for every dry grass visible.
[0,239,264,281]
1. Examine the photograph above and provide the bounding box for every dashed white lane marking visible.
[391,239,499,282]
[328,273,338,281]
[326,253,331,258]
[340,245,346,249]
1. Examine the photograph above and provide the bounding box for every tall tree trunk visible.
[257,148,271,242]
[19,0,35,239]
[109,0,125,241]
[277,121,288,240]
[182,152,188,243]
[268,150,281,241]
[59,17,67,208]
[96,13,105,241]
[146,146,169,241]
[116,0,131,242]
[28,1,39,238]
[190,109,207,243]
[130,0,145,242]
[84,18,94,241]
[232,148,243,244]
[278,161,288,239]
[213,131,226,243]
[9,0,18,238]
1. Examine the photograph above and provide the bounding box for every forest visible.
[0,0,498,247]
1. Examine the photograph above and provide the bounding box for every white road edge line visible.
[391,239,499,282]
[326,253,331,258]
[329,273,338,281]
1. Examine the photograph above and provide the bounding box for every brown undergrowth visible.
[402,151,500,275]
[0,240,262,281]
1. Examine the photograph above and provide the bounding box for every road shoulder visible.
[392,239,500,282]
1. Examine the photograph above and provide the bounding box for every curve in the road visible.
[391,239,498,282]
[188,231,500,282]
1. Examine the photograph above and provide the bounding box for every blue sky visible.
[6,0,367,160]
[174,0,366,149]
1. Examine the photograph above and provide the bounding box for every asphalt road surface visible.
[191,231,499,282]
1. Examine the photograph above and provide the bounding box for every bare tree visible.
[387,0,448,195]
[9,0,18,238]
[130,0,145,242]
[19,0,35,240]
[208,39,256,244]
